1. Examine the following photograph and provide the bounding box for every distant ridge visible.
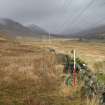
[28,24,48,35]
[63,25,105,39]
[0,18,105,40]
[0,18,48,38]
[77,25,105,39]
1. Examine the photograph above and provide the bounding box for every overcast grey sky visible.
[0,0,105,34]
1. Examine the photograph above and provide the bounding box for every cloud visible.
[0,0,105,34]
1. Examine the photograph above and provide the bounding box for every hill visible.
[68,25,105,39]
[28,24,48,35]
[0,18,48,38]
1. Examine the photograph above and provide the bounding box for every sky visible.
[0,0,105,35]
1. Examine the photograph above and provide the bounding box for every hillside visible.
[0,18,48,38]
[28,24,48,35]
[71,25,105,39]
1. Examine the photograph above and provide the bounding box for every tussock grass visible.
[0,37,105,105]
[0,38,65,105]
[86,97,99,105]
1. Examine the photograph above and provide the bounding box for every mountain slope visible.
[0,18,48,38]
[69,25,105,39]
[28,24,48,35]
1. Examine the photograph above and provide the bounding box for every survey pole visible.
[73,49,76,87]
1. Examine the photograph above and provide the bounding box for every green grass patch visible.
[97,73,105,84]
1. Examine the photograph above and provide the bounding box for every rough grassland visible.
[0,37,105,105]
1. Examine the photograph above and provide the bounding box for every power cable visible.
[52,0,73,35]
[55,0,97,34]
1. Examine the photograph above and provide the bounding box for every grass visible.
[86,97,99,105]
[0,36,105,105]
[97,73,105,84]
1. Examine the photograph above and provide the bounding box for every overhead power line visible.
[53,0,73,34]
[56,0,97,34]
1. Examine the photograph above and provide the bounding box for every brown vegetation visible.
[0,36,104,105]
